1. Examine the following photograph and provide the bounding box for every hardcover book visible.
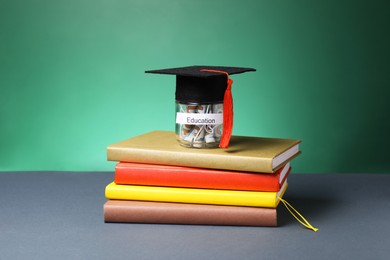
[114,162,291,192]
[107,130,301,173]
[105,181,288,208]
[104,200,277,227]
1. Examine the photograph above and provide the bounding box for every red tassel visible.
[199,69,234,148]
[219,77,233,148]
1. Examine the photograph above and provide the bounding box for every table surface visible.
[0,171,389,260]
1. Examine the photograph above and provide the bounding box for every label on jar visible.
[176,112,223,125]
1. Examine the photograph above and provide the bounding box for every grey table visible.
[0,171,389,260]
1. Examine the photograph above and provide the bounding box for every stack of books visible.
[104,130,301,227]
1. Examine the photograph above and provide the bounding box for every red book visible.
[114,162,290,192]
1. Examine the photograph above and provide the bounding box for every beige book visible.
[107,130,301,173]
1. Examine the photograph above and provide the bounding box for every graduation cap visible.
[145,65,256,148]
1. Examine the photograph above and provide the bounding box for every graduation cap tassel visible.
[199,69,234,148]
[219,77,233,148]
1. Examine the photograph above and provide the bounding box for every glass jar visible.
[175,102,223,148]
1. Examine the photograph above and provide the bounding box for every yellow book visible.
[107,130,301,173]
[105,181,288,208]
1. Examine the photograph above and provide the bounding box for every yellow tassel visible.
[278,197,319,232]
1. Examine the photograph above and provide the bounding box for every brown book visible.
[107,130,301,173]
[104,200,277,227]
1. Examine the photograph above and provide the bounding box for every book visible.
[104,200,277,226]
[114,162,291,192]
[105,181,288,208]
[107,130,301,173]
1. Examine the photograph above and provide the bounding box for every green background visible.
[1,0,389,173]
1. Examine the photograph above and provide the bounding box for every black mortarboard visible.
[145,65,256,104]
[145,65,256,148]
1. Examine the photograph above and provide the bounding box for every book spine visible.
[115,162,289,191]
[107,146,274,173]
[104,200,277,227]
[105,182,287,208]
